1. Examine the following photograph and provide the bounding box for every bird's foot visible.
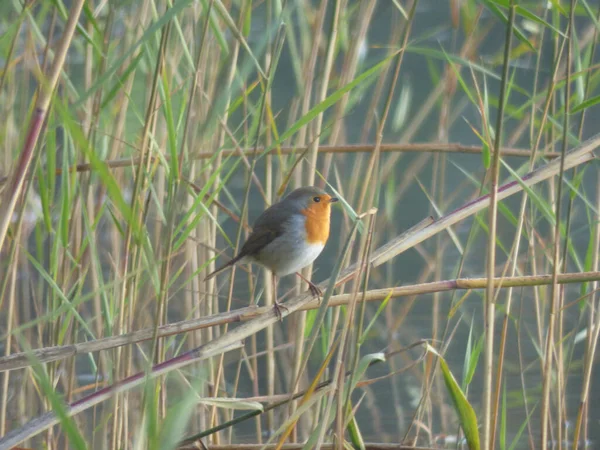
[273,301,288,321]
[307,280,323,304]
[307,281,323,299]
[295,271,323,299]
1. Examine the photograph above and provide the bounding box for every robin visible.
[205,186,338,318]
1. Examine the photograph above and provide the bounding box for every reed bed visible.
[1,1,600,450]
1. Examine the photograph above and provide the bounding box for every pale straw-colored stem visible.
[483,3,515,449]
[3,269,599,373]
[541,3,575,447]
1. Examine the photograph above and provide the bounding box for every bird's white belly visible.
[278,242,325,276]
[255,238,325,277]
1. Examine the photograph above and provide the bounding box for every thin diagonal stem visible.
[0,0,85,253]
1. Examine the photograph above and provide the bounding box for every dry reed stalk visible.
[206,8,280,437]
[359,12,408,439]
[541,2,576,447]
[320,0,376,182]
[181,12,212,424]
[0,199,25,436]
[84,9,119,442]
[557,4,576,447]
[425,2,484,437]
[339,213,378,448]
[80,22,103,436]
[0,127,595,386]
[286,0,330,439]
[570,7,600,445]
[194,2,220,436]
[571,167,600,448]
[0,341,244,449]
[562,6,600,447]
[370,134,598,270]
[112,2,153,442]
[356,1,415,215]
[263,2,277,438]
[482,3,515,449]
[3,269,599,373]
[313,211,369,450]
[179,442,435,449]
[381,20,491,183]
[303,1,345,445]
[487,3,556,444]
[0,0,85,254]
[489,94,539,450]
[3,230,600,448]
[0,3,59,437]
[207,3,247,442]
[520,14,559,448]
[111,6,169,446]
[0,143,544,185]
[3,4,600,447]
[190,0,215,437]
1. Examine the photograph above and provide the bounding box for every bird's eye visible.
[313,196,321,203]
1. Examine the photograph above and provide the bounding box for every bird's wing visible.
[239,225,280,257]
[239,202,289,257]
[205,224,279,281]
[205,202,290,280]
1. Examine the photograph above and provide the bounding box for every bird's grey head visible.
[282,186,338,211]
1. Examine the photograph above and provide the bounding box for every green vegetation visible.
[1,1,599,449]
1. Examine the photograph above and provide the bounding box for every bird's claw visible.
[273,301,288,321]
[308,283,322,299]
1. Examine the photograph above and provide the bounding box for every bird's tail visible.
[204,254,243,281]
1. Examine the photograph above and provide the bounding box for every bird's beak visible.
[329,197,339,203]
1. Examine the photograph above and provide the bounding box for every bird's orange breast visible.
[301,202,331,245]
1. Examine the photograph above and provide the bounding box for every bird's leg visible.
[272,273,287,321]
[295,271,322,298]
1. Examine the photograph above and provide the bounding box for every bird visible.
[204,186,338,319]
